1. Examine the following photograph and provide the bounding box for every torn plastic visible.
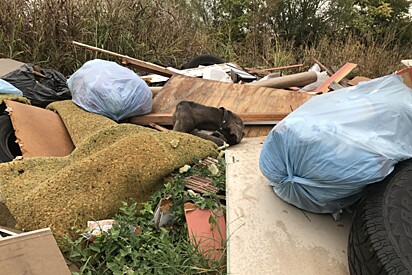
[153,195,174,228]
[68,59,152,121]
[259,74,412,218]
[1,64,71,107]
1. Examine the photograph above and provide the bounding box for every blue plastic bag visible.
[259,74,412,217]
[0,79,23,95]
[68,59,152,121]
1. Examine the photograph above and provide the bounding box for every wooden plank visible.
[348,76,371,86]
[150,75,313,114]
[397,67,412,89]
[128,75,313,137]
[72,41,177,77]
[0,228,70,274]
[149,123,169,132]
[314,63,357,94]
[329,81,344,91]
[260,63,304,71]
[129,112,289,125]
[0,58,24,77]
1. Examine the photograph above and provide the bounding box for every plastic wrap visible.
[259,74,412,217]
[68,59,152,121]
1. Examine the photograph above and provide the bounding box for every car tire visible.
[348,159,412,275]
[0,115,21,162]
[183,54,225,69]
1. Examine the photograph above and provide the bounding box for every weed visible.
[65,157,227,275]
[0,0,409,77]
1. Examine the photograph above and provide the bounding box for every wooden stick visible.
[148,123,169,132]
[314,63,357,94]
[32,70,47,78]
[72,41,178,77]
[260,63,304,72]
[311,57,334,76]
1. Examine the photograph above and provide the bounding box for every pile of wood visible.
[72,41,412,138]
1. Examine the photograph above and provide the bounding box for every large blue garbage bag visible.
[68,59,152,121]
[259,74,412,217]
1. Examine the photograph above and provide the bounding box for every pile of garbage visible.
[0,100,217,243]
[0,42,411,247]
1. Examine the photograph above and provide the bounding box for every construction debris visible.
[1,49,411,274]
[0,100,217,244]
[0,228,70,274]
[72,41,178,77]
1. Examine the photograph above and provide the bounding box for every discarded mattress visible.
[259,74,412,217]
[0,100,217,244]
[68,59,152,121]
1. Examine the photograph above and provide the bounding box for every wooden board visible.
[348,76,371,86]
[397,67,412,89]
[131,75,314,137]
[0,58,24,77]
[314,63,357,93]
[0,228,70,274]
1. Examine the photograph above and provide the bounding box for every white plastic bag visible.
[259,74,412,217]
[68,59,152,121]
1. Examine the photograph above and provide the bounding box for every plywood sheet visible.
[151,75,313,113]
[226,137,351,274]
[132,75,314,137]
[0,228,70,275]
[0,58,24,77]
[5,100,74,157]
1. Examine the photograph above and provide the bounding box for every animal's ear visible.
[228,111,245,128]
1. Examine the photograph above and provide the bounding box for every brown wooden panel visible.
[129,112,290,125]
[5,100,75,157]
[132,75,314,137]
[150,75,314,114]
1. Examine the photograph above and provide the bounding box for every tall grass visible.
[0,0,410,77]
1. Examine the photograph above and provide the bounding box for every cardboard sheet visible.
[5,100,74,157]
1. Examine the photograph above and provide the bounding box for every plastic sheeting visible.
[1,64,71,107]
[0,79,22,95]
[259,74,412,217]
[68,59,152,121]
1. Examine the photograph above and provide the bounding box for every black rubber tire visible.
[0,115,21,162]
[183,54,224,69]
[348,159,412,275]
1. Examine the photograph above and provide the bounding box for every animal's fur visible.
[172,101,245,146]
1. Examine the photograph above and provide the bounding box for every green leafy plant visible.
[65,157,227,275]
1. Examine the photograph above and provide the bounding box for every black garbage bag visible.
[1,64,71,108]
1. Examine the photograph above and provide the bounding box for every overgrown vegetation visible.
[65,157,226,275]
[0,0,411,78]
